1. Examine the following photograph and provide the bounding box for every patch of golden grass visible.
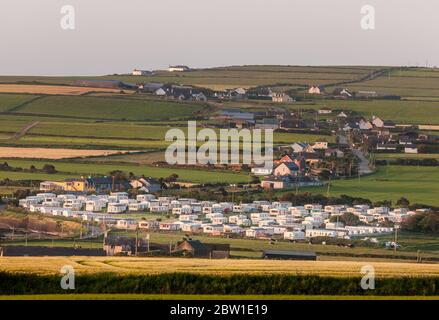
[0,147,136,159]
[1,257,438,278]
[0,84,127,95]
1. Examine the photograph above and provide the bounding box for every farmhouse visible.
[168,65,191,72]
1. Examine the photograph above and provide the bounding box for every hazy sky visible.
[0,0,438,75]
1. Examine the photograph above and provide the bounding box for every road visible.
[338,131,373,175]
[10,121,40,140]
[352,148,373,175]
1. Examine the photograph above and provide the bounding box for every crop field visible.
[0,66,381,91]
[0,84,125,96]
[10,96,205,121]
[0,256,437,278]
[0,94,39,112]
[285,99,439,125]
[300,165,439,206]
[0,158,249,184]
[0,147,136,159]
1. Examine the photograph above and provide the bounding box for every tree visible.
[396,197,410,207]
[330,212,361,226]
[42,164,57,174]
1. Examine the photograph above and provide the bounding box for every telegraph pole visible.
[394,225,399,253]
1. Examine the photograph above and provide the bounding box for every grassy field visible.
[298,165,439,206]
[375,153,439,160]
[0,256,437,277]
[0,66,381,91]
[11,96,205,121]
[0,94,38,112]
[284,99,439,125]
[0,158,249,184]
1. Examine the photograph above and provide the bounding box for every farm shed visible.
[173,240,230,259]
[262,250,317,261]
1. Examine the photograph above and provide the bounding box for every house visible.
[260,176,291,189]
[291,142,309,153]
[308,85,324,95]
[325,148,344,158]
[318,107,332,114]
[173,240,230,258]
[255,118,279,130]
[356,91,377,98]
[103,236,147,256]
[274,162,299,176]
[271,92,294,103]
[251,166,273,176]
[359,119,373,130]
[140,82,164,92]
[312,141,328,150]
[337,112,348,118]
[132,69,151,76]
[333,87,353,98]
[371,116,384,128]
[263,250,316,261]
[155,88,167,96]
[404,145,418,154]
[168,65,190,72]
[130,177,162,193]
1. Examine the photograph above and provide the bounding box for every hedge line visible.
[1,273,439,296]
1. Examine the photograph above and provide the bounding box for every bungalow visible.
[325,148,344,158]
[274,162,299,176]
[272,92,294,103]
[173,240,230,258]
[308,85,324,95]
[130,177,162,193]
[371,116,384,128]
[312,141,328,150]
[260,176,291,189]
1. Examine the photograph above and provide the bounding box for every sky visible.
[0,0,438,75]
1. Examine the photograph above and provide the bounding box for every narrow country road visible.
[352,148,373,175]
[10,121,40,140]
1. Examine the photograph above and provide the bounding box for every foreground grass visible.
[1,294,439,300]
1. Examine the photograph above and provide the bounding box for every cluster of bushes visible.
[402,211,439,234]
[1,272,439,296]
[376,159,439,166]
[0,162,57,174]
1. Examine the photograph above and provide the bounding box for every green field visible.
[0,66,381,91]
[0,159,249,184]
[375,153,439,160]
[10,96,205,121]
[284,99,439,125]
[0,94,38,112]
[301,165,439,206]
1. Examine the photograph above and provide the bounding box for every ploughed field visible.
[1,257,438,278]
